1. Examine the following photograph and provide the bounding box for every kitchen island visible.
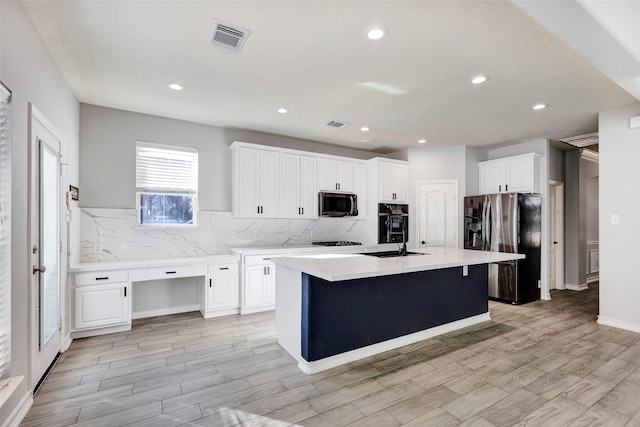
[273,247,525,374]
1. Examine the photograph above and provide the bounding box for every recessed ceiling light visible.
[471,75,489,85]
[532,103,548,110]
[418,139,427,144]
[367,27,387,40]
[277,108,288,114]
[360,139,368,143]
[167,82,184,91]
[360,126,370,132]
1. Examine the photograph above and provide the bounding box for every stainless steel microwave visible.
[318,192,358,217]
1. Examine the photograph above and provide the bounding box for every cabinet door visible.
[479,161,504,194]
[244,265,268,307]
[75,283,130,329]
[265,265,276,305]
[279,152,302,217]
[336,160,354,192]
[299,155,317,217]
[318,158,338,191]
[353,162,367,218]
[393,164,408,202]
[258,150,279,215]
[236,147,261,216]
[504,156,533,193]
[379,162,407,202]
[206,274,239,311]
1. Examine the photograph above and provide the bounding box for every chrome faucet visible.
[398,216,407,256]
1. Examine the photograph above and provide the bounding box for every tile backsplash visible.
[74,208,371,263]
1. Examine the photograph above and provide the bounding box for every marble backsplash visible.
[74,208,371,263]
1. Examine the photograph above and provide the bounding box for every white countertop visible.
[69,254,239,273]
[230,243,402,256]
[272,247,525,281]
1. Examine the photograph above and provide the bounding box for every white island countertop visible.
[272,247,525,282]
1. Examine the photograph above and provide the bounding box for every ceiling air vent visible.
[326,120,350,129]
[558,132,598,147]
[208,19,250,52]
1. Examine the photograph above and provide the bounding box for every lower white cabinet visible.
[202,262,240,318]
[75,282,131,330]
[242,254,281,313]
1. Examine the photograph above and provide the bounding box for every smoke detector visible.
[326,120,350,129]
[208,19,250,52]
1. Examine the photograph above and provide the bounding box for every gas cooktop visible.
[311,241,363,246]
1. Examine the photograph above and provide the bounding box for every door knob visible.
[553,241,558,245]
[421,241,426,244]
[33,265,47,274]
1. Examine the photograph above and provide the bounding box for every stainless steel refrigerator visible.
[464,193,542,304]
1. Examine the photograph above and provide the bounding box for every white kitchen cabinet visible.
[478,153,540,194]
[353,161,367,218]
[379,159,408,202]
[232,144,279,217]
[75,281,130,330]
[280,152,317,218]
[202,262,239,318]
[242,253,281,314]
[318,156,355,192]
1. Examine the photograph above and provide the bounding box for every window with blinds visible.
[135,141,198,226]
[0,81,12,381]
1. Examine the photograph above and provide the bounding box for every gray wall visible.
[80,104,378,210]
[599,101,640,330]
[1,0,80,419]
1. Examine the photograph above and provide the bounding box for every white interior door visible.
[549,181,565,291]
[30,106,63,391]
[417,181,458,250]
[549,185,557,290]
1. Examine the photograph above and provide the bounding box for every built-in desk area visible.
[69,255,239,338]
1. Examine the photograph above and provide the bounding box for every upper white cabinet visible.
[318,157,355,192]
[367,158,409,203]
[280,152,317,218]
[232,144,279,217]
[231,142,367,219]
[478,153,540,194]
[379,159,408,202]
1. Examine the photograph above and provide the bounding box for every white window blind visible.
[0,81,12,380]
[136,141,198,194]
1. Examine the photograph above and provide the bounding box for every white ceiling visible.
[22,0,640,154]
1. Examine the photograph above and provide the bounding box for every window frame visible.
[135,141,198,228]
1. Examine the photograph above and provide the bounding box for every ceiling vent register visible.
[208,19,250,52]
[326,120,350,129]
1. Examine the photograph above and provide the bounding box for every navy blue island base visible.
[300,264,488,362]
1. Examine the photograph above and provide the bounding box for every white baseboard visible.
[566,283,589,291]
[587,275,599,284]
[0,379,32,427]
[70,323,131,339]
[132,304,200,319]
[240,304,275,315]
[297,313,491,374]
[201,307,240,319]
[63,334,73,352]
[597,316,640,333]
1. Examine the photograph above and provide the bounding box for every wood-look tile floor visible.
[22,283,640,426]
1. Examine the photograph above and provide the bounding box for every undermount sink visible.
[361,251,425,258]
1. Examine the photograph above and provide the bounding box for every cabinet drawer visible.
[146,265,198,280]
[208,263,239,276]
[75,270,129,286]
[244,253,285,265]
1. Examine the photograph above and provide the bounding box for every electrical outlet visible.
[253,231,260,239]
[611,214,620,225]
[94,243,102,253]
[192,242,199,250]
[309,230,314,238]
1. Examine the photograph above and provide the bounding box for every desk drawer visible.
[75,270,129,286]
[146,265,198,280]
[208,263,239,276]
[244,253,286,266]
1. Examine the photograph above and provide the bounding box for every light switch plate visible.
[611,214,620,225]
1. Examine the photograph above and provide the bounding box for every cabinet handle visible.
[124,286,127,297]
[263,257,271,261]
[499,185,502,192]
[209,278,212,288]
[338,183,341,190]
[166,271,177,275]
[219,267,229,271]
[95,276,109,281]
[301,207,304,215]
[266,266,270,275]
[261,206,264,214]
[506,184,508,191]
[263,266,267,275]
[257,205,260,214]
